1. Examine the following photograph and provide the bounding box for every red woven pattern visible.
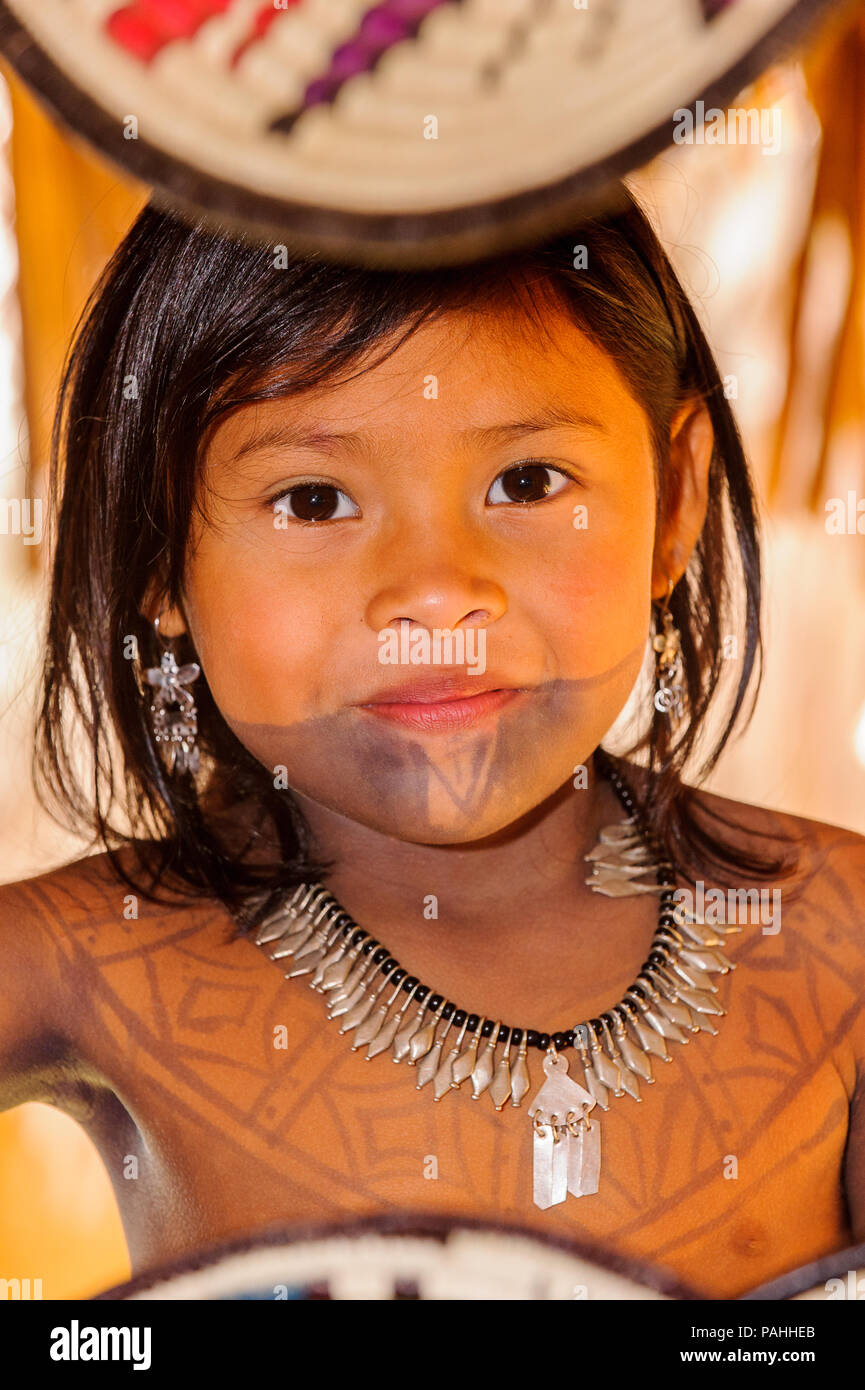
[232,1,303,67]
[106,0,234,62]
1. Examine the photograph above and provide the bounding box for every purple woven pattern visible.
[268,0,744,133]
[272,0,459,131]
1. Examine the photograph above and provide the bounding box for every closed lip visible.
[359,676,523,704]
[355,677,529,732]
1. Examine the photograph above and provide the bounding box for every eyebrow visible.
[228,406,607,463]
[461,407,608,444]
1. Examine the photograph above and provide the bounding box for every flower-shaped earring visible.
[144,614,201,775]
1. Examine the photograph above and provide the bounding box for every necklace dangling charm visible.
[527,1047,598,1209]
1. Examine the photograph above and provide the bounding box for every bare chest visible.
[69,922,854,1299]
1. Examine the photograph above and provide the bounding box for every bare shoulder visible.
[0,844,222,967]
[685,781,865,1074]
[621,754,865,908]
[0,843,232,1110]
[685,780,865,898]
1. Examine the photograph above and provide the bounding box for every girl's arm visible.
[838,836,865,1243]
[846,1074,865,1243]
[0,877,76,1112]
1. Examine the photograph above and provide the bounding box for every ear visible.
[139,581,188,638]
[651,399,713,601]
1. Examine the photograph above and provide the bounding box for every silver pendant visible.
[528,1050,597,1209]
[532,1116,569,1209]
[567,1108,601,1195]
[584,816,671,897]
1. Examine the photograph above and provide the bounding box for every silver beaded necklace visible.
[250,759,736,1211]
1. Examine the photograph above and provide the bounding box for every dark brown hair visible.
[34,185,799,931]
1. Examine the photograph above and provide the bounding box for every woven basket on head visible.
[0,0,841,264]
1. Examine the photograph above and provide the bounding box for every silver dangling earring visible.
[145,613,201,775]
[651,578,684,723]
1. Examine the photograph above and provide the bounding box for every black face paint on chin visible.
[221,649,645,845]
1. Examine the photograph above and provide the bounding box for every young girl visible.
[1,185,863,1300]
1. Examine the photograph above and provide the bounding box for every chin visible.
[366,807,540,847]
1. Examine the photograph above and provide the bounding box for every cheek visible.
[182,545,343,722]
[525,493,655,676]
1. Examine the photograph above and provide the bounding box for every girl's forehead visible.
[206,306,633,463]
[350,298,602,377]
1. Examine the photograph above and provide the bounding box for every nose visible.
[364,564,507,636]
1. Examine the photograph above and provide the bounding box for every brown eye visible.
[273,483,359,522]
[487,463,569,505]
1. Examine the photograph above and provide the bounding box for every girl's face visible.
[167,299,702,844]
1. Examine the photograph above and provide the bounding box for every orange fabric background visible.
[0,3,863,1301]
[0,61,146,1299]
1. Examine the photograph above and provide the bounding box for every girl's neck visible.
[291,756,626,942]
